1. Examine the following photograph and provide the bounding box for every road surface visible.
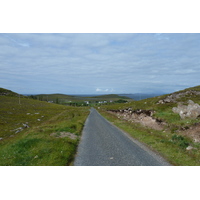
[74,108,171,166]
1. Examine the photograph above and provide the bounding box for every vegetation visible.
[0,87,19,96]
[0,93,89,166]
[91,94,130,99]
[29,93,133,106]
[99,110,199,166]
[2,85,200,166]
[98,85,200,165]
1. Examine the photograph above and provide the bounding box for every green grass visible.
[99,110,200,166]
[0,95,89,166]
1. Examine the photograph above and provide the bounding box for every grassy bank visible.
[0,96,89,166]
[98,85,200,166]
[99,110,200,166]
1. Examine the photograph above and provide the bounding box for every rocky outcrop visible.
[108,108,166,130]
[158,90,200,104]
[172,100,200,119]
[0,87,18,96]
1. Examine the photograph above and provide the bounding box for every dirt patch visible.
[180,123,200,143]
[108,108,166,130]
[50,132,78,140]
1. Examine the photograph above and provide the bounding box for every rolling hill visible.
[0,87,19,97]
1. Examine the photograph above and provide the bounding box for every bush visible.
[171,134,189,149]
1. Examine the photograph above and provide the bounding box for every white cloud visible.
[96,88,114,93]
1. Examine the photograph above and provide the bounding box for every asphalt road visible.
[74,108,171,166]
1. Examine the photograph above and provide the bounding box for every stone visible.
[188,100,195,105]
[22,123,29,128]
[186,146,193,151]
[172,107,179,114]
[172,100,200,119]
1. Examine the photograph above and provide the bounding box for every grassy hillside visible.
[98,85,200,165]
[0,90,89,166]
[31,93,76,102]
[30,93,133,106]
[0,87,19,96]
[91,94,131,99]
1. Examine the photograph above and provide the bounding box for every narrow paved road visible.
[74,108,171,166]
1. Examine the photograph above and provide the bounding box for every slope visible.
[98,85,200,165]
[0,88,89,166]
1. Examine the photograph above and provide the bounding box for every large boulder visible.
[172,100,200,119]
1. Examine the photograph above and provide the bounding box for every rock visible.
[194,138,200,143]
[186,146,193,151]
[15,127,23,134]
[172,107,180,114]
[22,123,29,128]
[172,100,200,119]
[188,100,195,105]
[0,137,3,140]
[108,109,164,130]
[158,90,200,104]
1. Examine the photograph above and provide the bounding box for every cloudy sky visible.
[0,33,200,94]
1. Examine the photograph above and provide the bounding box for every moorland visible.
[1,85,200,165]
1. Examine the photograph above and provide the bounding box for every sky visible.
[1,33,200,95]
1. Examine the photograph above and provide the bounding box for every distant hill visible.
[0,87,18,97]
[32,93,75,99]
[91,94,131,99]
[118,93,164,100]
[28,93,133,105]
[28,93,77,103]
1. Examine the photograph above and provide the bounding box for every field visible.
[0,95,89,166]
[30,93,133,106]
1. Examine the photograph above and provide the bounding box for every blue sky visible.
[0,33,200,94]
